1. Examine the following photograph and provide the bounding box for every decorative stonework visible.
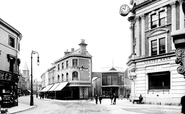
[175,48,185,76]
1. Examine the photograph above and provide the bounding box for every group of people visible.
[110,93,117,105]
[95,94,102,104]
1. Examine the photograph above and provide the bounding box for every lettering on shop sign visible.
[144,57,171,64]
[0,70,12,81]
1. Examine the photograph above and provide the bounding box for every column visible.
[180,0,185,29]
[129,24,134,55]
[171,1,176,32]
[141,14,145,56]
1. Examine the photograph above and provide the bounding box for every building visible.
[125,0,185,105]
[41,39,92,100]
[0,18,22,107]
[17,74,27,96]
[92,68,130,98]
[22,62,30,95]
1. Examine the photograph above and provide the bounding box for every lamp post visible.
[30,50,39,106]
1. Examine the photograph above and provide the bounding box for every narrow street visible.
[15,96,181,114]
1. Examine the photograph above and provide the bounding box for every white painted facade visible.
[127,0,185,105]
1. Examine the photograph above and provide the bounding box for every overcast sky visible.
[1,0,131,80]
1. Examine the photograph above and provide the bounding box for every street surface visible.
[16,96,181,114]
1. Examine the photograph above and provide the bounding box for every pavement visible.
[5,97,181,114]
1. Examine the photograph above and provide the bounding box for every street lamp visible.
[30,50,39,106]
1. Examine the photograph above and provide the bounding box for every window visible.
[9,36,15,48]
[58,75,60,82]
[151,40,157,56]
[62,63,64,69]
[72,71,78,80]
[58,64,60,71]
[150,37,166,56]
[148,71,170,90]
[62,74,64,81]
[66,61,68,68]
[159,38,165,54]
[18,42,20,51]
[159,10,165,26]
[66,73,68,81]
[151,13,157,29]
[149,8,166,29]
[72,59,78,67]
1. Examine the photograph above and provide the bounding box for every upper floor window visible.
[149,8,166,29]
[66,73,68,81]
[61,74,64,81]
[58,64,60,71]
[150,37,166,56]
[58,75,60,82]
[66,61,68,68]
[72,71,78,80]
[62,62,64,69]
[9,36,15,48]
[18,42,20,51]
[72,59,78,67]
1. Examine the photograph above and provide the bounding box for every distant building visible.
[126,0,185,105]
[18,74,27,96]
[40,39,92,100]
[0,18,22,107]
[22,62,30,92]
[92,68,131,98]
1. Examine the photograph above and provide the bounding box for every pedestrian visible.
[139,94,143,104]
[99,95,102,104]
[95,94,98,104]
[110,94,113,105]
[113,93,116,105]
[181,95,185,114]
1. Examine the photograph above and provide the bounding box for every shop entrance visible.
[72,87,79,99]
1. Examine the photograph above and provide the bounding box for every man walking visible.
[99,95,102,104]
[95,94,98,104]
[181,95,185,114]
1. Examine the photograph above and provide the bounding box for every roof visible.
[0,18,22,40]
[22,62,29,71]
[54,48,92,64]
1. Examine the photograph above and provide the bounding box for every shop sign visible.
[0,70,18,82]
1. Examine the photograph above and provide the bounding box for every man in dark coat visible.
[95,94,98,104]
[181,95,185,114]
[99,95,102,104]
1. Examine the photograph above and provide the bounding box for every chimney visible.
[64,49,70,55]
[79,39,87,54]
[71,48,74,52]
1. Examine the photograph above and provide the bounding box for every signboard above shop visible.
[0,70,19,82]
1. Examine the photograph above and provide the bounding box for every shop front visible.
[0,70,19,108]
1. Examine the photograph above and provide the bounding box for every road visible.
[16,96,181,114]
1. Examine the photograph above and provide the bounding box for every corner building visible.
[53,39,92,100]
[0,18,22,107]
[127,0,185,105]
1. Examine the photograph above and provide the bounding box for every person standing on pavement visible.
[95,94,98,104]
[113,93,116,105]
[99,95,102,104]
[110,93,113,105]
[181,95,185,114]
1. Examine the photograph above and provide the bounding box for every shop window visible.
[148,71,170,90]
[9,36,15,48]
[72,71,78,80]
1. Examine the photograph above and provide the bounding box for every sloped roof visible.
[23,62,29,71]
[54,48,92,64]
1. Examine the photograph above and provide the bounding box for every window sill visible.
[145,23,171,33]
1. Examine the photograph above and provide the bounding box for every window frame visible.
[149,34,167,56]
[9,36,15,48]
[148,7,167,30]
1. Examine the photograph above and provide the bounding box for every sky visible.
[0,0,131,81]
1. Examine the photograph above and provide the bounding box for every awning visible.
[40,84,53,92]
[48,83,60,91]
[54,82,68,91]
[27,90,31,93]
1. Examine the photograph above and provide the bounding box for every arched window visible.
[66,73,68,81]
[58,75,60,82]
[72,71,78,80]
[61,74,64,82]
